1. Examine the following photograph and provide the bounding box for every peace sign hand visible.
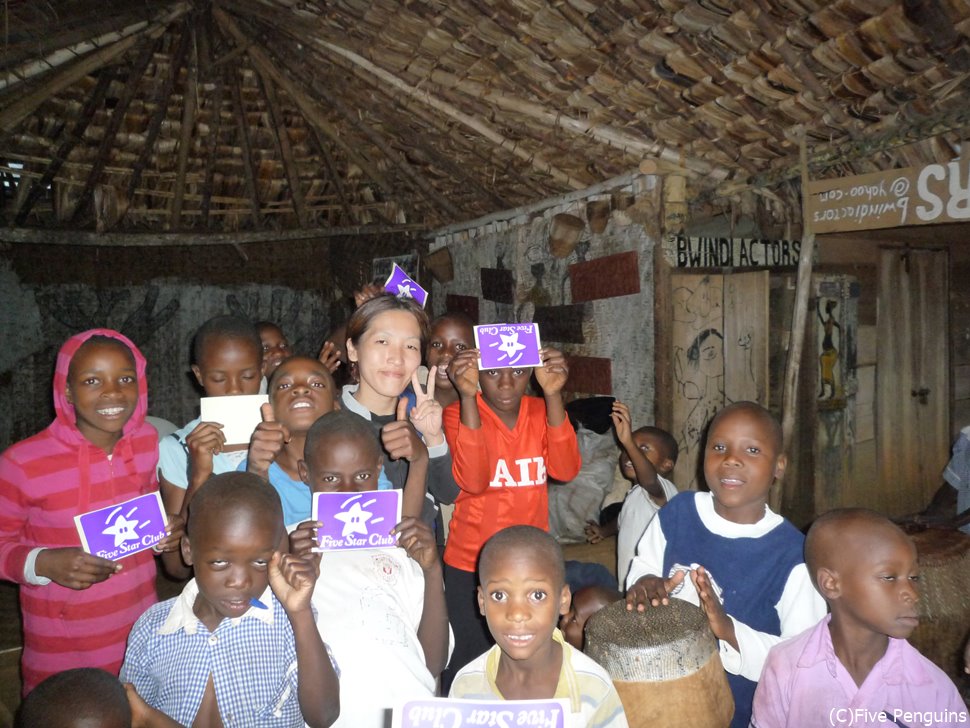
[407,368,444,447]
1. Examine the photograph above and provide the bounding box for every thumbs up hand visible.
[381,395,429,464]
[247,402,290,479]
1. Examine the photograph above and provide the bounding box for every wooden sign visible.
[807,158,970,233]
[666,235,803,268]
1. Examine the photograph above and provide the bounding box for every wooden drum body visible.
[585,598,733,728]
[908,529,970,681]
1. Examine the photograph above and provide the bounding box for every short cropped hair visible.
[304,410,381,468]
[346,294,430,352]
[192,315,261,365]
[708,401,783,453]
[479,525,566,590]
[187,471,283,541]
[18,667,131,728]
[635,425,679,464]
[804,507,903,589]
[431,310,478,328]
[267,355,334,391]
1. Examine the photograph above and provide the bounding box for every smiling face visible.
[299,432,383,494]
[619,430,673,480]
[426,316,474,392]
[258,323,291,375]
[479,367,532,427]
[182,504,280,632]
[478,547,570,668]
[347,310,423,413]
[192,335,264,397]
[703,404,786,524]
[269,356,335,433]
[829,524,921,641]
[66,340,139,452]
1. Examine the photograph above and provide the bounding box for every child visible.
[751,509,967,728]
[425,311,476,410]
[0,329,182,694]
[158,315,265,518]
[241,355,350,525]
[441,344,581,688]
[585,402,679,588]
[450,526,627,728]
[17,667,131,728]
[121,472,339,728]
[559,585,622,651]
[257,321,293,376]
[626,401,826,728]
[288,410,449,728]
[340,294,459,540]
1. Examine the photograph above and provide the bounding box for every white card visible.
[199,394,268,446]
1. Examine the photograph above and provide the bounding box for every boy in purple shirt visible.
[752,509,967,728]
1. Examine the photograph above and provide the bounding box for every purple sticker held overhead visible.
[394,698,566,728]
[74,492,168,561]
[474,323,543,370]
[384,263,428,308]
[311,490,402,551]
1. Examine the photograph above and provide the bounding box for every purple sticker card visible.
[311,490,402,552]
[384,263,428,308]
[393,698,567,728]
[474,323,543,370]
[74,492,168,562]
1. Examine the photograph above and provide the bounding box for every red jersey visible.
[442,394,581,572]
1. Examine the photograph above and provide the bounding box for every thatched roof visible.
[2,0,970,237]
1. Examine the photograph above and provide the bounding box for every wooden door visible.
[876,249,950,515]
[670,271,769,490]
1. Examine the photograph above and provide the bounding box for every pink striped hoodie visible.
[0,329,159,694]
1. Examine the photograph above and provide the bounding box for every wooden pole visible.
[0,224,426,247]
[197,15,223,228]
[306,125,358,226]
[171,24,199,229]
[775,132,817,513]
[254,69,308,226]
[0,3,190,132]
[228,64,264,228]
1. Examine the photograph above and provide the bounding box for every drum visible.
[908,529,970,681]
[584,598,733,728]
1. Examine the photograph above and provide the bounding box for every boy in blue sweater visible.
[625,402,826,728]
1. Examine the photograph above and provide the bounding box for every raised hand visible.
[448,349,481,399]
[626,570,686,612]
[393,516,439,572]
[611,401,634,447]
[288,520,322,559]
[354,283,385,308]
[153,512,185,553]
[534,347,569,395]
[268,551,318,617]
[35,547,121,590]
[185,421,226,478]
[407,369,444,446]
[247,403,290,479]
[381,397,429,463]
[317,340,343,374]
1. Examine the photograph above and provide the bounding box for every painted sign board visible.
[665,235,802,269]
[806,157,970,233]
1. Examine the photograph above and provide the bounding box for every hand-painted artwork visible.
[817,299,843,400]
[671,273,768,490]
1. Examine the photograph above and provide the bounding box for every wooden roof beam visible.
[253,69,308,226]
[171,25,199,229]
[197,15,224,228]
[306,126,359,227]
[70,39,159,224]
[0,2,190,133]
[213,8,392,196]
[14,69,114,224]
[228,65,264,228]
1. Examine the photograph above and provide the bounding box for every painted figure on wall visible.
[817,298,842,400]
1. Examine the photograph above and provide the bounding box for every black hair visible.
[304,410,381,469]
[68,335,135,380]
[431,310,477,329]
[187,471,283,542]
[17,668,131,728]
[267,355,335,392]
[191,315,262,365]
[479,525,566,590]
[708,400,783,454]
[804,508,908,590]
[346,293,430,352]
[633,425,679,464]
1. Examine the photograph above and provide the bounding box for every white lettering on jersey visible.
[489,457,546,488]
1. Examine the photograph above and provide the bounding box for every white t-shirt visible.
[616,474,679,588]
[310,547,452,728]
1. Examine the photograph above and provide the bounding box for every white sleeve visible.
[624,516,667,590]
[718,563,826,680]
[23,547,52,586]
